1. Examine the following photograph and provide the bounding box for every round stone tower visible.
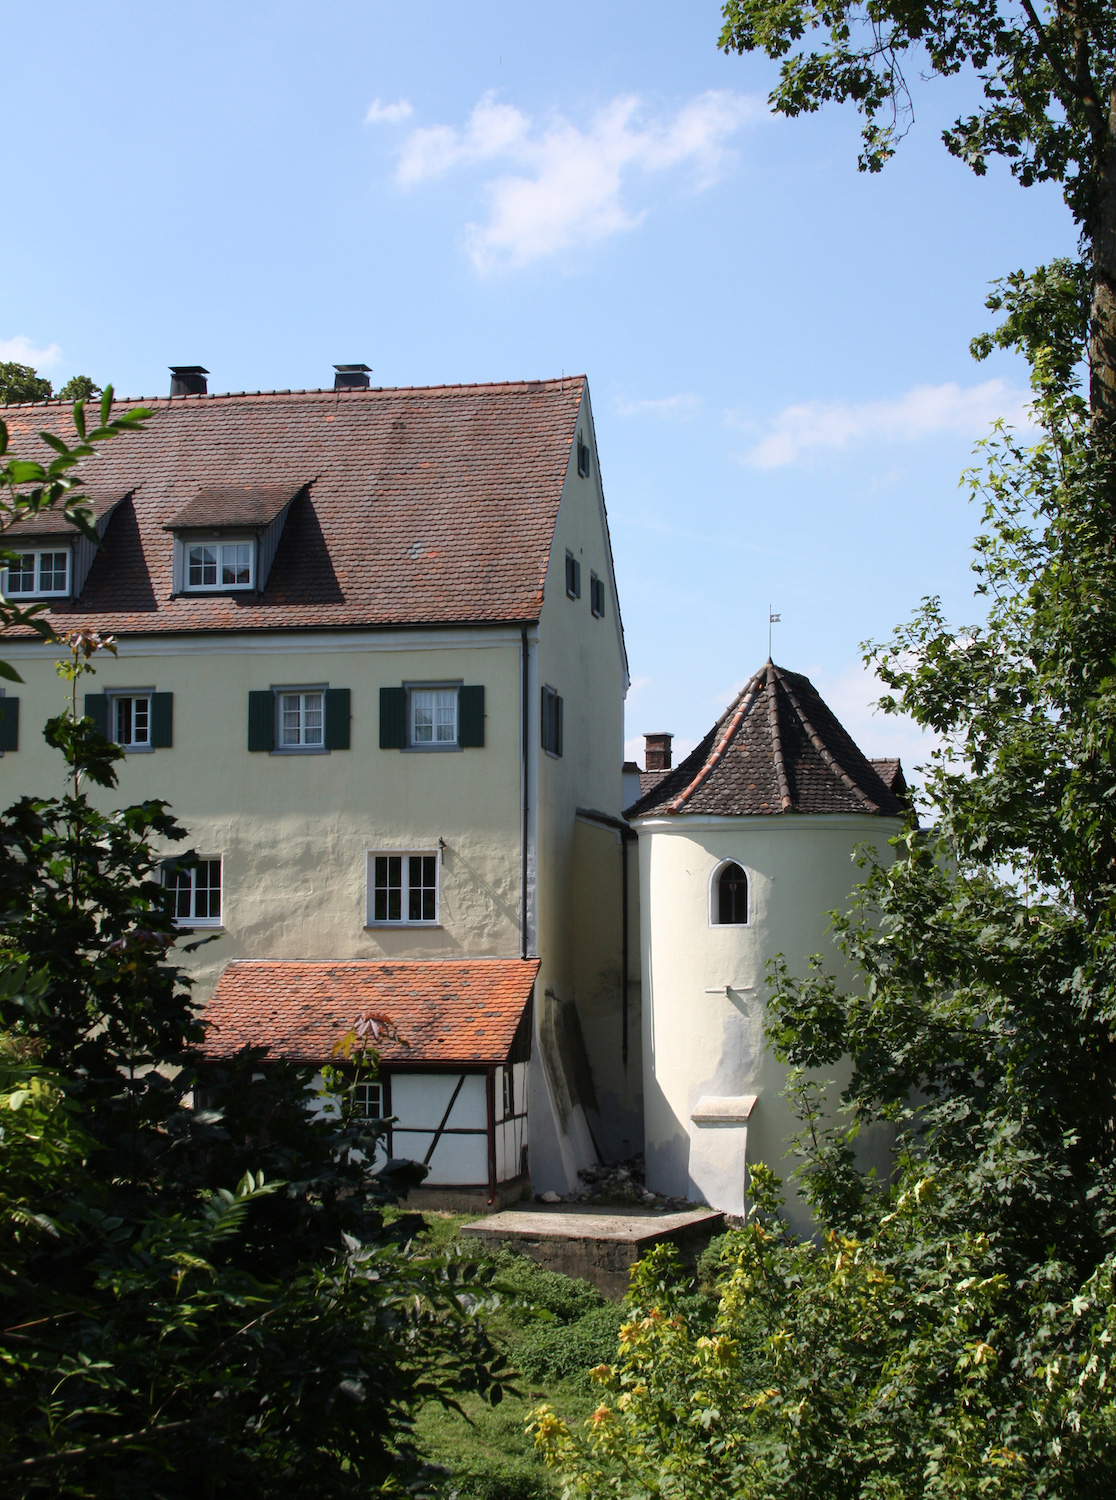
[626,661,906,1233]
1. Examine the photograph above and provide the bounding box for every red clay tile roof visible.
[165,482,301,530]
[1,489,129,539]
[202,958,540,1066]
[1,379,586,635]
[626,661,905,819]
[869,757,909,802]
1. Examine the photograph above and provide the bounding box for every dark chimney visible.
[169,366,209,397]
[644,732,673,772]
[334,363,372,390]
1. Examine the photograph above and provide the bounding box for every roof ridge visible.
[666,667,767,813]
[766,662,793,810]
[0,376,587,412]
[771,663,881,813]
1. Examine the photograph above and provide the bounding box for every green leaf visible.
[100,384,113,428]
[0,659,23,682]
[5,460,47,484]
[72,399,86,440]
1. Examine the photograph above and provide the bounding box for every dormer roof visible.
[1,489,129,540]
[626,661,905,820]
[164,482,304,531]
[0,378,590,635]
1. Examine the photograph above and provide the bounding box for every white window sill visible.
[270,747,330,756]
[400,743,461,754]
[117,744,155,754]
[364,922,442,930]
[174,922,225,931]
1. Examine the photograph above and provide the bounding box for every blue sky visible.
[1,2,1074,775]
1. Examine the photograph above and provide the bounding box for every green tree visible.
[55,376,101,403]
[718,0,1116,422]
[0,363,51,405]
[0,637,510,1495]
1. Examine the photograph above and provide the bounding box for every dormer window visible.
[185,539,255,591]
[164,483,303,597]
[2,548,70,598]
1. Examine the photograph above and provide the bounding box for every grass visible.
[406,1214,621,1499]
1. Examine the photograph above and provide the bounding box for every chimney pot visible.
[334,363,372,390]
[644,732,673,772]
[169,366,209,397]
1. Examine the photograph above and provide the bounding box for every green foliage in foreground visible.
[0,644,511,1496]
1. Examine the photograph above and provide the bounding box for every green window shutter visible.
[248,690,274,752]
[84,693,108,736]
[325,687,351,750]
[379,686,406,749]
[458,685,485,748]
[0,696,18,752]
[556,692,564,758]
[150,692,173,748]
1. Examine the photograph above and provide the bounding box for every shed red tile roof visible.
[1,489,128,539]
[1,379,586,635]
[165,482,301,530]
[202,958,540,1066]
[626,661,905,819]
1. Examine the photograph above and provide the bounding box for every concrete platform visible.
[461,1206,724,1297]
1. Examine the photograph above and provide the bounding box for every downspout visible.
[621,829,630,1067]
[520,622,530,960]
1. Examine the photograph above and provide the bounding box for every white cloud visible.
[393,89,761,271]
[734,378,1034,469]
[0,335,62,369]
[365,97,413,125]
[615,392,702,421]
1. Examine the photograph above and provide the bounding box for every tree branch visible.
[1019,0,1105,143]
[0,1416,216,1475]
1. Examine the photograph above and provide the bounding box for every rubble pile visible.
[535,1155,692,1211]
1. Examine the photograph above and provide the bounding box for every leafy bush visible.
[514,1304,626,1386]
[487,1248,604,1326]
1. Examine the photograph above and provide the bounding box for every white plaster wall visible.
[390,1071,487,1185]
[634,813,901,1236]
[530,385,631,1192]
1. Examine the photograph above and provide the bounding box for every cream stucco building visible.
[0,366,636,1203]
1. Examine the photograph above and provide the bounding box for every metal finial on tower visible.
[768,605,781,660]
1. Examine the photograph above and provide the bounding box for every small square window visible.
[353,1081,384,1119]
[3,548,70,598]
[166,857,222,926]
[184,538,255,592]
[279,690,324,748]
[368,851,440,925]
[577,436,590,478]
[590,572,605,618]
[410,687,458,747]
[565,552,581,600]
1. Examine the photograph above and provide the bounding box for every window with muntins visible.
[411,688,457,746]
[167,859,222,925]
[353,1081,384,1119]
[185,540,255,591]
[369,852,439,924]
[3,549,70,598]
[113,694,150,749]
[280,690,324,748]
[715,862,748,926]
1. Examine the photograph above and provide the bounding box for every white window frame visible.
[406,684,459,750]
[179,535,256,593]
[353,1081,384,1119]
[2,547,71,599]
[366,849,441,927]
[166,857,223,928]
[109,691,153,752]
[276,686,327,752]
[708,859,751,928]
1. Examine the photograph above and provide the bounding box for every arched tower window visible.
[715,862,748,925]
